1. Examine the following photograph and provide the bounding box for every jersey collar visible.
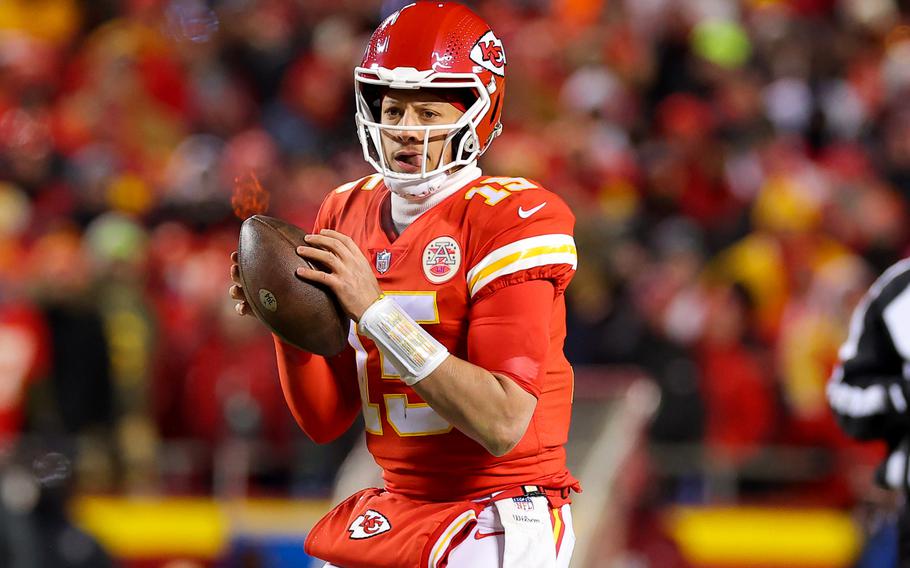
[389,163,482,234]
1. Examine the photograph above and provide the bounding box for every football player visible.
[230,3,579,566]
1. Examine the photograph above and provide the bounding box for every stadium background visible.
[0,0,908,565]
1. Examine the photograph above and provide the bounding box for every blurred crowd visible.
[1,0,909,517]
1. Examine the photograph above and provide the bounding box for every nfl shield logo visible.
[375,250,392,274]
[513,496,534,511]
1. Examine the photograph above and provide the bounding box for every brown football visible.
[237,215,349,356]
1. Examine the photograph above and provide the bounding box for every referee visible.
[828,258,910,566]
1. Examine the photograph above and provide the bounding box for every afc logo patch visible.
[470,30,506,76]
[348,509,392,539]
[422,236,461,284]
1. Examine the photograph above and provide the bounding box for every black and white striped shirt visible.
[828,257,910,490]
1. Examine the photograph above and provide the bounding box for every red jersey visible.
[313,173,578,501]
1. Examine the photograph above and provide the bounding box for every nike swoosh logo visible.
[474,530,505,540]
[518,202,547,219]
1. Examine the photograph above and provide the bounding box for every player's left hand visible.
[296,229,383,322]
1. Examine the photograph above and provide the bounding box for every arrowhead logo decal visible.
[348,509,392,539]
[470,30,506,76]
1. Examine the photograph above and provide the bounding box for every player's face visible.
[380,90,465,175]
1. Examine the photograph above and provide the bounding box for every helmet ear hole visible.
[359,84,386,122]
[449,125,475,158]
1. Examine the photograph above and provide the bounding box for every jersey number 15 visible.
[348,292,453,437]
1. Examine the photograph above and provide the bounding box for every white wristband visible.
[357,295,449,385]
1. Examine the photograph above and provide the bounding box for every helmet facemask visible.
[354,68,493,181]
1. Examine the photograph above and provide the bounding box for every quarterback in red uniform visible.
[231,3,579,566]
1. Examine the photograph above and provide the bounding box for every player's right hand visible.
[230,251,252,316]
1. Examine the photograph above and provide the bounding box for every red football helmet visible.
[354,2,506,180]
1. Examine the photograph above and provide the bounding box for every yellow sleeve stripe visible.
[467,234,577,297]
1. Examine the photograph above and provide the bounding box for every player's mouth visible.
[393,150,423,173]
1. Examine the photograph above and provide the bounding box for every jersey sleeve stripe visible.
[467,234,576,284]
[467,234,577,297]
[471,244,576,288]
[469,251,577,297]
